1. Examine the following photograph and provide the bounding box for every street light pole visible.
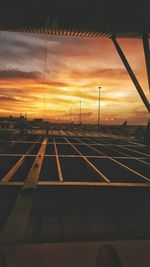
[70,107,73,123]
[79,100,82,125]
[97,86,101,129]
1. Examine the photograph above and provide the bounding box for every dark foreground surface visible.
[0,130,149,245]
[29,186,150,242]
[0,185,150,244]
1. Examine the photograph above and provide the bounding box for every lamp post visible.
[79,100,82,125]
[97,86,101,130]
[70,107,73,123]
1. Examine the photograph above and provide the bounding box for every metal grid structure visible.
[0,131,150,187]
[0,131,150,244]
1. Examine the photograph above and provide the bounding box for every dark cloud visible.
[0,31,114,68]
[0,68,69,87]
[0,88,38,102]
[0,95,24,102]
[0,69,41,80]
[0,32,44,63]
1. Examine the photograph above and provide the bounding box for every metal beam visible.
[142,32,150,91]
[112,37,150,113]
[0,138,47,244]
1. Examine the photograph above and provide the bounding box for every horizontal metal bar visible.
[0,181,149,187]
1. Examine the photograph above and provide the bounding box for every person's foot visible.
[0,249,7,267]
[95,245,122,267]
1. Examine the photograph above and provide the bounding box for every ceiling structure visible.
[0,0,149,38]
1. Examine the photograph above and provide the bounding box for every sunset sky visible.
[0,31,149,124]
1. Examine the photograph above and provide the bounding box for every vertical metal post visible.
[112,37,150,113]
[70,107,72,123]
[142,32,150,91]
[79,100,82,125]
[97,86,101,128]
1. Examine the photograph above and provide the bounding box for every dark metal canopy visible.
[0,0,150,38]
